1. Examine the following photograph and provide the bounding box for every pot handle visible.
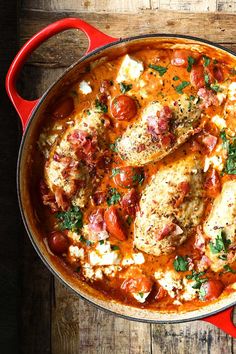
[203,306,236,337]
[5,17,118,130]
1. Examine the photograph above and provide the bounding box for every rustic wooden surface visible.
[16,1,236,353]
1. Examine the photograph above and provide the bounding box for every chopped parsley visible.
[186,270,208,289]
[139,292,144,298]
[119,82,132,93]
[107,188,121,206]
[220,130,236,174]
[111,245,120,251]
[173,256,189,272]
[204,72,210,88]
[203,55,211,67]
[175,81,190,94]
[95,98,108,113]
[209,230,231,254]
[79,235,93,246]
[211,84,222,92]
[111,168,121,177]
[187,56,195,72]
[173,76,180,81]
[219,254,227,261]
[148,64,168,76]
[199,285,207,300]
[99,240,105,245]
[223,264,236,274]
[132,172,145,185]
[56,206,83,231]
[110,138,120,153]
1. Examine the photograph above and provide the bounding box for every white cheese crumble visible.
[69,245,84,260]
[212,115,226,130]
[155,270,182,298]
[204,155,224,172]
[133,253,145,264]
[116,54,144,83]
[228,82,236,101]
[79,80,92,95]
[89,241,121,266]
[217,92,226,105]
[133,292,150,303]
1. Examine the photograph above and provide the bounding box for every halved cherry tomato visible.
[204,169,221,198]
[121,275,153,293]
[104,206,126,241]
[190,66,205,89]
[200,279,224,301]
[48,231,69,255]
[111,95,137,121]
[52,97,74,119]
[113,166,144,189]
[171,49,200,67]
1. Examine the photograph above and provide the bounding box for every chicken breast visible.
[45,109,107,208]
[116,95,201,166]
[134,154,204,256]
[204,180,236,271]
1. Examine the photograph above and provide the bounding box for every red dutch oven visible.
[5,17,236,336]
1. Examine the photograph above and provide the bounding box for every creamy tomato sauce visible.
[36,44,236,312]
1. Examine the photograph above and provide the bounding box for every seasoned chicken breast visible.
[204,180,236,272]
[134,154,204,256]
[45,109,107,208]
[117,95,201,166]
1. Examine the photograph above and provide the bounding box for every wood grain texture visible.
[18,1,236,353]
[20,10,236,68]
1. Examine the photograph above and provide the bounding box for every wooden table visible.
[10,1,236,353]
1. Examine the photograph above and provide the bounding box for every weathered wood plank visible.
[20,10,236,68]
[51,279,151,354]
[152,0,217,12]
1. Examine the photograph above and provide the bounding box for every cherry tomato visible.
[48,231,69,255]
[190,66,205,89]
[52,97,74,119]
[111,95,137,121]
[113,166,144,189]
[171,49,200,67]
[200,279,224,301]
[104,206,126,241]
[121,275,153,293]
[204,169,221,198]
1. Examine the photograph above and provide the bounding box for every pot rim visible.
[17,32,236,323]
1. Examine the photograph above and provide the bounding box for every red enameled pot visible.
[5,17,236,337]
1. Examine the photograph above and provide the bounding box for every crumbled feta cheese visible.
[133,292,150,303]
[122,257,134,266]
[94,268,103,280]
[116,55,144,83]
[69,245,84,260]
[228,82,236,101]
[139,79,146,88]
[217,92,226,105]
[103,265,121,277]
[79,80,92,95]
[155,270,182,298]
[133,253,145,265]
[204,155,224,172]
[83,263,95,279]
[89,241,121,266]
[68,231,81,243]
[212,115,226,130]
[180,279,199,301]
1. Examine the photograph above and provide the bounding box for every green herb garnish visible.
[203,55,211,67]
[99,240,105,245]
[223,264,236,274]
[148,64,168,76]
[119,82,132,93]
[209,230,231,254]
[111,245,120,251]
[111,168,121,177]
[173,76,180,81]
[211,84,222,92]
[186,270,208,289]
[110,138,120,153]
[126,215,132,225]
[187,56,195,72]
[132,172,145,185]
[56,206,83,231]
[95,99,108,113]
[175,81,190,94]
[139,292,144,298]
[107,188,121,206]
[173,256,189,272]
[199,285,207,300]
[204,72,210,88]
[220,130,236,174]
